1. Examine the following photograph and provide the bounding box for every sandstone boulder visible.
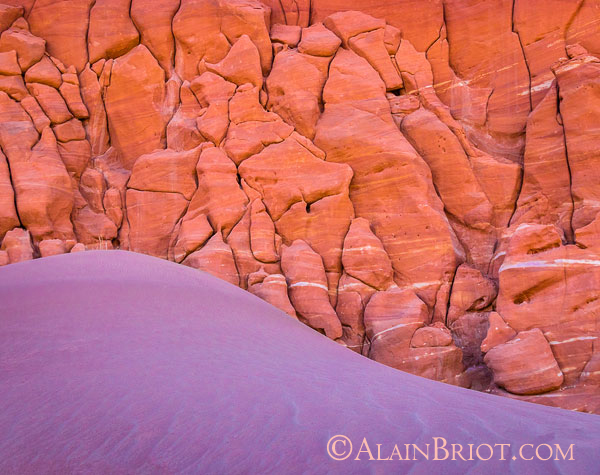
[485,329,564,395]
[281,240,342,339]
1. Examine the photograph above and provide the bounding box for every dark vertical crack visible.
[507,84,525,234]
[85,0,97,69]
[511,0,533,112]
[564,0,585,52]
[25,0,37,20]
[507,164,524,228]
[171,0,181,73]
[425,1,446,57]
[440,0,455,71]
[277,0,288,25]
[128,0,143,54]
[425,25,444,58]
[555,81,576,243]
[122,183,131,251]
[128,0,141,42]
[317,50,338,118]
[0,143,23,228]
[130,0,178,77]
[484,87,494,127]
[444,264,459,327]
[98,60,113,150]
[291,0,300,26]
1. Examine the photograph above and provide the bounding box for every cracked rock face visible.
[0,0,599,413]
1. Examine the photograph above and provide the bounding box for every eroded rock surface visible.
[0,1,599,413]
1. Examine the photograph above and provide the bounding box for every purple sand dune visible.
[0,251,599,474]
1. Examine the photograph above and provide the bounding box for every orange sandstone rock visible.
[298,22,341,57]
[11,127,74,241]
[38,238,67,257]
[249,199,278,263]
[24,55,62,87]
[485,328,564,395]
[554,53,600,230]
[348,28,402,91]
[270,24,301,47]
[481,312,517,353]
[27,0,94,72]
[103,188,123,228]
[187,146,248,237]
[78,66,109,155]
[59,80,89,120]
[79,167,106,213]
[0,72,26,100]
[266,49,328,140]
[365,287,465,384]
[105,45,166,169]
[447,264,497,325]
[1,227,33,263]
[131,0,180,74]
[0,49,20,74]
[126,189,188,259]
[87,0,139,64]
[52,118,86,143]
[27,82,72,124]
[248,271,297,318]
[129,147,200,200]
[341,217,393,291]
[0,20,45,71]
[0,149,19,238]
[314,48,463,311]
[281,240,342,339]
[183,232,239,287]
[166,84,204,152]
[401,108,493,229]
[173,0,271,81]
[411,323,453,348]
[206,35,263,89]
[0,4,23,33]
[172,212,213,263]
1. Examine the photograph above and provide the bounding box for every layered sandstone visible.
[0,0,598,413]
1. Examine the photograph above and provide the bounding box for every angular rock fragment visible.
[342,218,393,291]
[248,271,297,318]
[126,189,188,259]
[1,227,33,263]
[129,147,200,200]
[105,45,166,169]
[281,240,342,339]
[485,329,564,395]
[88,0,139,64]
[183,232,239,287]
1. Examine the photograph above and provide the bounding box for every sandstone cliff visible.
[0,0,599,413]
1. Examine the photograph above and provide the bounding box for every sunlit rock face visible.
[0,0,599,413]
